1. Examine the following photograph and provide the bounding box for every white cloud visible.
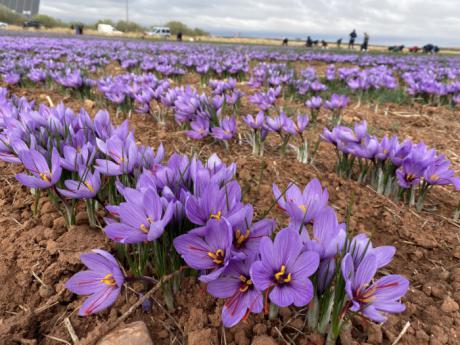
[40,0,460,46]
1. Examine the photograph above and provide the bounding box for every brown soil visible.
[0,64,460,345]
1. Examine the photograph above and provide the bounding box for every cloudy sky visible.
[40,0,460,46]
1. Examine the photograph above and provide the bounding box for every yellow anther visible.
[406,173,416,182]
[239,275,253,292]
[210,211,222,220]
[208,249,225,265]
[283,273,292,283]
[101,273,116,286]
[84,181,95,193]
[40,173,50,183]
[274,265,292,283]
[274,265,286,281]
[430,174,440,181]
[299,204,307,213]
[235,229,251,246]
[139,224,149,234]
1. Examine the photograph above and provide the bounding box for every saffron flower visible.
[185,117,209,140]
[207,256,263,327]
[16,148,62,189]
[211,117,237,141]
[250,228,320,307]
[104,188,174,243]
[273,179,329,227]
[173,219,235,283]
[65,249,124,316]
[58,170,101,199]
[341,253,409,323]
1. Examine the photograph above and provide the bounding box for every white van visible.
[97,24,123,35]
[145,27,171,37]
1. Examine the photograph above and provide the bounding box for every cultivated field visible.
[0,34,459,345]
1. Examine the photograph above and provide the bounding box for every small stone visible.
[38,285,54,298]
[367,322,383,344]
[41,202,55,214]
[414,250,424,259]
[185,307,207,332]
[52,217,66,233]
[76,212,89,225]
[188,328,218,345]
[441,296,459,313]
[41,213,55,228]
[251,335,277,345]
[431,284,446,299]
[290,318,304,331]
[97,321,153,345]
[234,330,250,345]
[454,247,460,259]
[439,271,450,281]
[158,329,169,338]
[46,240,59,255]
[452,268,460,283]
[252,323,267,335]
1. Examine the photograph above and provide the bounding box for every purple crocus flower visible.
[207,256,263,327]
[293,114,309,135]
[243,112,265,129]
[341,253,409,323]
[347,233,396,269]
[4,72,21,85]
[95,136,138,176]
[423,157,460,186]
[273,179,329,227]
[173,219,235,283]
[185,180,244,235]
[16,148,62,189]
[250,228,319,307]
[104,188,174,243]
[301,207,346,292]
[185,117,209,140]
[324,94,348,110]
[230,204,276,255]
[58,170,101,199]
[211,117,236,141]
[396,159,424,188]
[306,96,322,109]
[65,249,124,316]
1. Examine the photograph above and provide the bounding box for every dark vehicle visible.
[388,45,405,53]
[23,21,41,29]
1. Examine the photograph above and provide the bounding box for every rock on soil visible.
[97,321,153,345]
[441,296,459,313]
[251,335,277,345]
[188,328,218,345]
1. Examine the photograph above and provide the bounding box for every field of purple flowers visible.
[0,35,459,345]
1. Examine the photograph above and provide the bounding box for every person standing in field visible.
[361,32,369,52]
[348,29,357,49]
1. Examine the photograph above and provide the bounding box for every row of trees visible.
[0,5,209,36]
[94,19,208,36]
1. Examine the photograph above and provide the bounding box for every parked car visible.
[23,21,41,29]
[0,22,8,29]
[145,27,171,37]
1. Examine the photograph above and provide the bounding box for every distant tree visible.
[193,27,209,36]
[115,20,145,33]
[165,21,209,36]
[0,4,25,25]
[31,14,65,28]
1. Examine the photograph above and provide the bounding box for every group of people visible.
[347,29,369,51]
[296,29,369,51]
